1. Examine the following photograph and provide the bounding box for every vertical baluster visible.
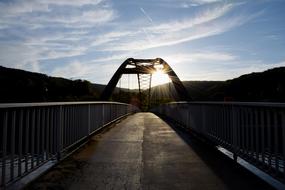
[55,107,59,160]
[219,106,222,143]
[238,107,242,154]
[261,109,266,168]
[18,109,23,177]
[235,107,239,154]
[232,106,238,161]
[24,110,29,172]
[36,108,41,166]
[65,107,68,148]
[281,112,285,181]
[58,106,63,160]
[56,106,61,160]
[102,104,105,126]
[41,108,45,162]
[221,106,224,144]
[223,105,225,145]
[50,108,54,157]
[62,107,65,149]
[70,106,74,145]
[273,111,279,175]
[240,109,245,156]
[213,108,215,142]
[255,109,260,164]
[225,106,228,147]
[46,108,50,160]
[223,106,225,145]
[215,106,218,142]
[267,110,272,171]
[70,106,77,144]
[10,110,16,181]
[66,106,70,146]
[244,108,248,157]
[227,105,230,146]
[76,106,79,140]
[73,106,76,143]
[1,111,8,186]
[250,107,254,161]
[68,106,71,145]
[244,108,248,156]
[77,106,80,140]
[88,105,91,135]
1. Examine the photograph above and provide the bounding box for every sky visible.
[0,0,285,86]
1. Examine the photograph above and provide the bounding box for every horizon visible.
[2,63,285,89]
[1,0,285,87]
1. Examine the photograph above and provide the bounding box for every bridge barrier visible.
[0,102,138,188]
[152,102,285,184]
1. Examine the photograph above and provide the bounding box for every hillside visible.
[224,67,285,102]
[0,66,99,103]
[150,67,285,102]
[0,65,285,103]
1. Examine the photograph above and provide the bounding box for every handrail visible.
[152,101,285,184]
[165,101,285,107]
[0,101,130,108]
[0,102,139,188]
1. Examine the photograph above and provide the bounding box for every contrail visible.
[140,7,153,23]
[142,27,152,43]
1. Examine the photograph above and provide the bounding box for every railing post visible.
[202,105,206,134]
[1,111,8,187]
[10,110,16,181]
[282,111,285,181]
[88,104,91,135]
[57,106,63,161]
[18,109,23,177]
[102,104,105,126]
[232,105,238,162]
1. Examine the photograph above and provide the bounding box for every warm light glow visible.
[152,69,170,86]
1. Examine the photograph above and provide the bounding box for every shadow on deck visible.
[25,113,275,190]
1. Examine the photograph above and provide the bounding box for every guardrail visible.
[152,102,285,184]
[0,102,138,188]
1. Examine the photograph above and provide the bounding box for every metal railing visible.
[152,102,285,183]
[0,102,138,188]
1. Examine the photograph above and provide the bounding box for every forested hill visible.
[152,67,285,102]
[1,65,285,103]
[224,67,285,102]
[0,66,100,102]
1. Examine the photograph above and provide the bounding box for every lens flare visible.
[152,69,169,86]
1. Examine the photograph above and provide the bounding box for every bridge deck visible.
[27,113,274,190]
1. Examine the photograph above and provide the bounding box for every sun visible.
[152,69,170,86]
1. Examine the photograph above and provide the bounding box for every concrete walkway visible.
[27,113,274,190]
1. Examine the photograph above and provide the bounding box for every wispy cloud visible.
[146,3,233,33]
[163,52,237,64]
[162,55,285,80]
[0,43,42,72]
[51,61,92,79]
[0,0,104,16]
[0,0,282,84]
[91,31,134,47]
[50,60,123,83]
[100,3,260,51]
[90,51,138,62]
[0,0,116,73]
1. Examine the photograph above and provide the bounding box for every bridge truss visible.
[100,58,191,109]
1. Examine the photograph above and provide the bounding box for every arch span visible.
[100,58,191,101]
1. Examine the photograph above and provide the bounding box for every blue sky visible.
[0,0,285,85]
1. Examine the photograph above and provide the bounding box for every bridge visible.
[1,58,285,190]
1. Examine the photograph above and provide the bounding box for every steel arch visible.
[100,58,191,101]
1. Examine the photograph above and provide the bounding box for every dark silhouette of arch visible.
[100,58,191,101]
